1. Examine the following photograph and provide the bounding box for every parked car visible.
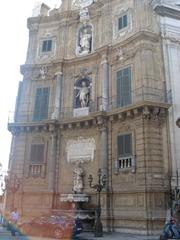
[19,214,83,239]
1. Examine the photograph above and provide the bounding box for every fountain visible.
[58,163,95,228]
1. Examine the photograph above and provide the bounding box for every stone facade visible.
[5,0,173,235]
[153,0,180,189]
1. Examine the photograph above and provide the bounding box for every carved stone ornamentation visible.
[73,162,85,193]
[66,137,96,163]
[39,66,48,79]
[77,24,92,55]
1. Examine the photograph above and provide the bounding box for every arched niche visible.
[74,77,92,109]
[76,24,93,56]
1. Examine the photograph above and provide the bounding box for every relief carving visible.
[66,137,96,163]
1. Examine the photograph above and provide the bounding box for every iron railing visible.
[8,86,171,124]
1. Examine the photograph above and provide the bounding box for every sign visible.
[66,137,96,163]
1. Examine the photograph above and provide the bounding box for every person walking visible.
[9,208,19,236]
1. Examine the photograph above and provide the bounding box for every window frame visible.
[118,14,128,31]
[116,66,132,108]
[37,36,56,58]
[113,9,132,40]
[42,39,52,53]
[115,132,135,174]
[28,139,48,178]
[117,133,132,158]
[33,87,50,122]
[30,144,45,164]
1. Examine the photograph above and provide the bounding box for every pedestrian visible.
[10,208,19,236]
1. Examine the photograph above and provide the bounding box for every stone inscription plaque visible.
[66,137,96,163]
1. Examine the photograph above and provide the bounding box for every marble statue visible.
[76,81,89,108]
[73,163,84,193]
[79,28,91,54]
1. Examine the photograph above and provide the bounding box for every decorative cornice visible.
[8,101,170,134]
[153,3,180,20]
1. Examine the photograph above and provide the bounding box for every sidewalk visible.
[78,232,159,240]
[0,226,160,240]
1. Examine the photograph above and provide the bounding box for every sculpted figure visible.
[73,163,84,193]
[76,81,89,108]
[79,28,91,53]
[39,66,48,79]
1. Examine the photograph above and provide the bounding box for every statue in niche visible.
[76,81,89,107]
[73,163,84,193]
[78,25,92,55]
[74,78,91,108]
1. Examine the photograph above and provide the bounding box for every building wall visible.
[153,1,180,187]
[5,0,172,234]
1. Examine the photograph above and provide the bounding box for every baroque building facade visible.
[152,0,180,191]
[5,0,176,235]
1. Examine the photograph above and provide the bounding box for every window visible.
[118,14,128,30]
[117,66,132,107]
[33,87,50,121]
[116,133,133,171]
[30,144,44,163]
[42,40,52,52]
[117,133,132,158]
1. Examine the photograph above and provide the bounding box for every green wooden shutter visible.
[42,41,47,52]
[40,88,49,120]
[33,87,49,121]
[33,88,42,121]
[117,67,132,107]
[42,40,52,52]
[124,134,132,156]
[117,134,132,158]
[47,40,52,51]
[30,144,44,163]
[117,69,123,107]
[118,15,128,30]
[118,16,123,30]
[123,15,128,28]
[117,135,124,157]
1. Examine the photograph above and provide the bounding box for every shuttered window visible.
[118,14,128,30]
[117,66,132,107]
[117,133,132,158]
[30,144,44,163]
[33,87,50,121]
[42,40,52,52]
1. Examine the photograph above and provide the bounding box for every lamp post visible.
[88,168,106,237]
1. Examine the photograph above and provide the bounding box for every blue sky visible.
[0,0,60,172]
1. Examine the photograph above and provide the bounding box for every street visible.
[0,226,160,240]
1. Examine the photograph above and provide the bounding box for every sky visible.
[0,0,61,173]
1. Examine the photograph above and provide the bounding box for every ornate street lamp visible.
[88,168,106,237]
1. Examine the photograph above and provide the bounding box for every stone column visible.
[100,125,108,177]
[101,56,109,111]
[51,72,63,120]
[48,127,57,192]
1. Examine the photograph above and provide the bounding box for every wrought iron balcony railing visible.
[8,86,171,124]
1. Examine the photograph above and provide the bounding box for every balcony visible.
[8,86,171,124]
[29,164,46,178]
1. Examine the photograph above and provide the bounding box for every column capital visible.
[96,115,108,131]
[101,55,108,65]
